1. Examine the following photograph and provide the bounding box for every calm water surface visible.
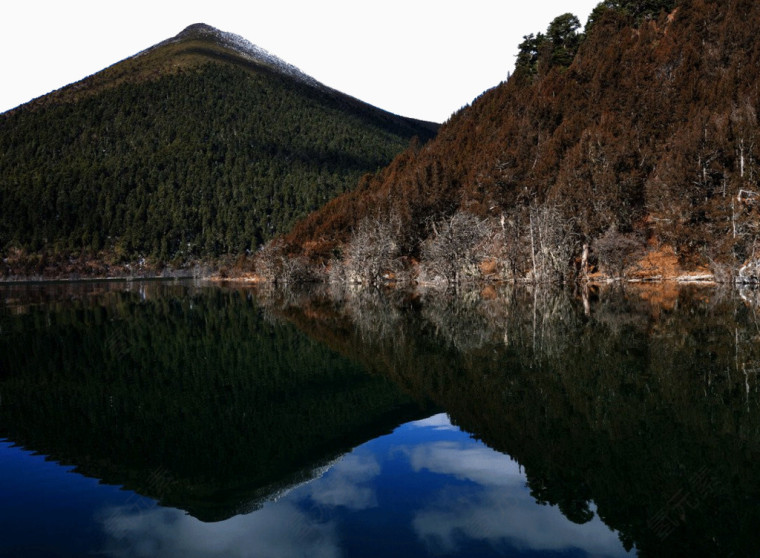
[1,281,758,556]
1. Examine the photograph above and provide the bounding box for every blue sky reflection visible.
[97,414,633,557]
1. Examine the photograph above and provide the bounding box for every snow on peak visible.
[175,23,324,90]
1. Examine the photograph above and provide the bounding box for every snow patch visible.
[172,24,326,90]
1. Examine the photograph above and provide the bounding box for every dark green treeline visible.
[0,61,435,262]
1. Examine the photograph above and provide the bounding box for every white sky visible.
[1,1,601,122]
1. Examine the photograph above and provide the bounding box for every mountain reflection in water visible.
[0,281,426,523]
[261,282,760,557]
[96,414,630,558]
[1,280,758,556]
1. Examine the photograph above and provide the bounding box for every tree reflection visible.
[0,283,425,522]
[261,282,760,555]
[3,280,759,554]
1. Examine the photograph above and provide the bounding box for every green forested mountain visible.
[0,24,437,274]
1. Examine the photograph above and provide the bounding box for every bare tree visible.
[342,211,404,286]
[254,238,321,284]
[731,189,760,282]
[490,210,531,281]
[594,226,645,278]
[253,239,285,283]
[420,211,490,285]
[738,258,760,283]
[280,254,321,284]
[528,203,580,283]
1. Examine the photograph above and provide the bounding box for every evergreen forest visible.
[0,25,436,275]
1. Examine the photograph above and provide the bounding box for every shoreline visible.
[0,275,204,286]
[4,267,758,288]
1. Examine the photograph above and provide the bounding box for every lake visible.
[1,280,758,557]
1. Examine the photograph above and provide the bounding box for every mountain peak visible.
[176,23,220,39]
[168,23,323,90]
[180,22,218,33]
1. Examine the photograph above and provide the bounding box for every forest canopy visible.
[0,30,435,271]
[267,0,760,285]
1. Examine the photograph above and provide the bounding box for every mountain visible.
[266,0,760,285]
[0,24,437,278]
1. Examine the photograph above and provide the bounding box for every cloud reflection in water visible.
[100,502,340,558]
[407,438,627,555]
[98,413,631,557]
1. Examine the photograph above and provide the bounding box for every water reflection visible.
[0,282,425,523]
[261,282,760,556]
[100,502,341,558]
[407,440,624,556]
[96,414,631,558]
[1,281,759,556]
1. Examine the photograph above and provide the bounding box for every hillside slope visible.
[0,24,437,277]
[269,0,760,285]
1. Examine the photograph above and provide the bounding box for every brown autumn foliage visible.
[267,0,760,283]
